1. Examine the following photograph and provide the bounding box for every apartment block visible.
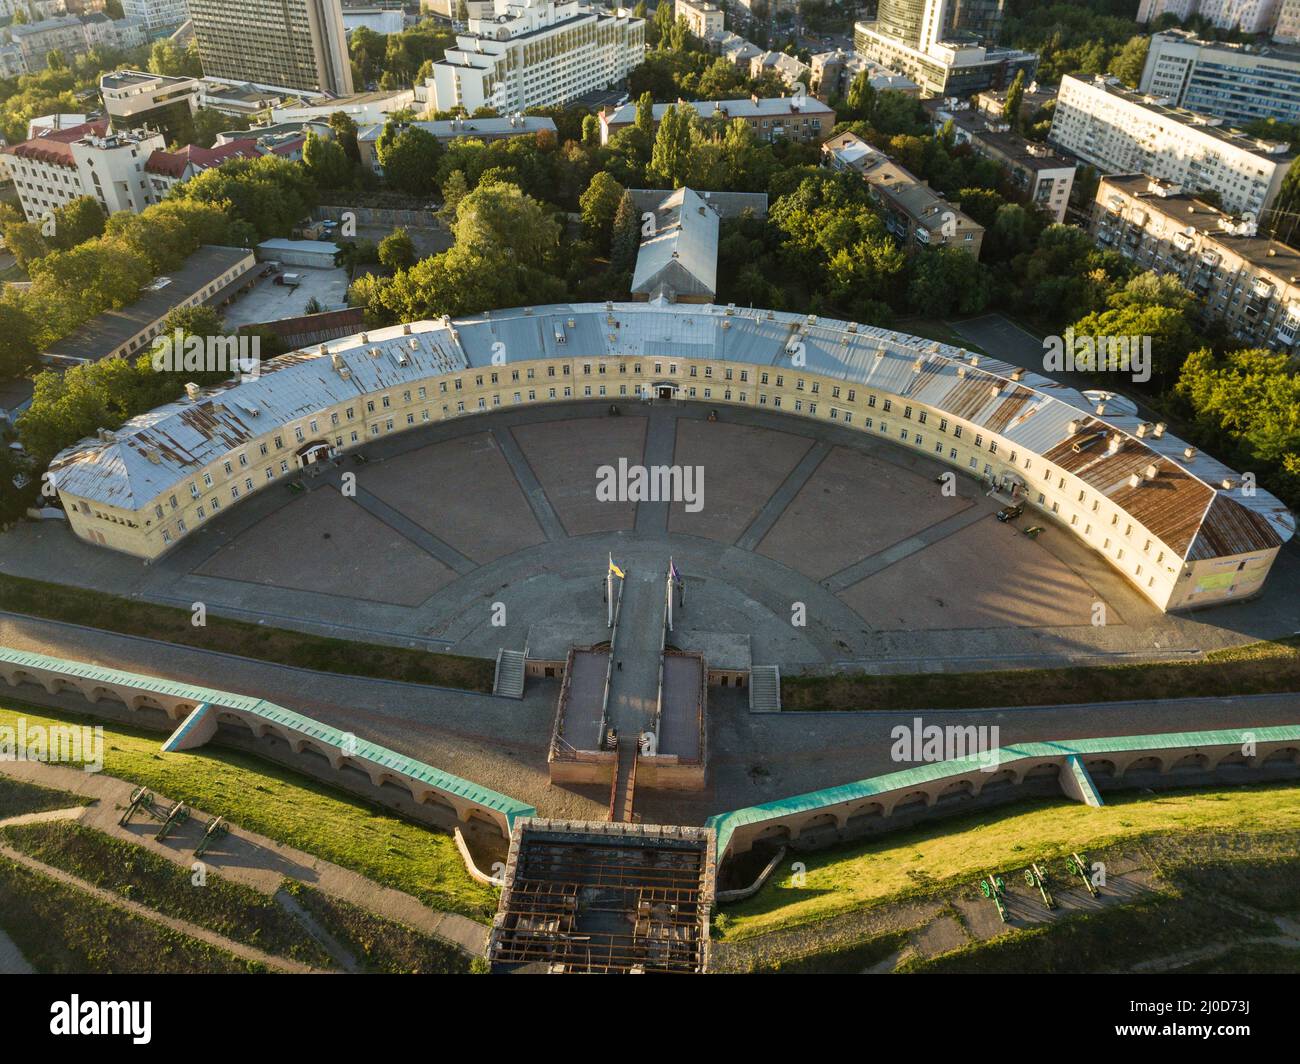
[599,94,835,146]
[1049,74,1293,218]
[1093,173,1300,351]
[928,102,1075,222]
[1276,0,1300,41]
[1140,29,1300,125]
[428,0,644,114]
[120,0,191,30]
[1138,0,1280,33]
[674,0,723,38]
[823,131,985,258]
[810,49,919,99]
[189,0,353,95]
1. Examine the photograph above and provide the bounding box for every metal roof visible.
[48,302,1295,557]
[42,246,254,364]
[630,188,719,299]
[705,724,1300,856]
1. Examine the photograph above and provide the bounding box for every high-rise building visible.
[1049,74,1294,217]
[427,1,643,114]
[1139,29,1300,125]
[854,0,1037,98]
[188,0,353,96]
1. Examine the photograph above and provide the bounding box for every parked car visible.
[996,504,1024,522]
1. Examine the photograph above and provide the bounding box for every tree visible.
[635,91,655,141]
[50,197,106,250]
[193,107,246,148]
[647,104,692,187]
[610,190,641,275]
[0,294,38,379]
[579,172,625,252]
[3,221,51,271]
[907,246,991,316]
[376,122,441,196]
[302,132,352,190]
[439,169,470,224]
[378,227,417,270]
[170,155,316,240]
[581,113,601,146]
[845,70,876,122]
[1110,35,1150,89]
[329,111,361,165]
[161,305,224,340]
[1002,69,1025,127]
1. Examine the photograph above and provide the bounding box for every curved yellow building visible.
[48,302,1295,611]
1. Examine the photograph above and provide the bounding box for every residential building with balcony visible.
[1049,74,1294,218]
[1092,173,1300,351]
[823,130,985,258]
[927,101,1076,222]
[674,0,723,38]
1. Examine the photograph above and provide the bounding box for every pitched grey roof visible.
[630,188,719,299]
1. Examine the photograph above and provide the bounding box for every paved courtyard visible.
[3,401,1298,676]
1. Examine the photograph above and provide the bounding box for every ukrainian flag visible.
[609,554,625,579]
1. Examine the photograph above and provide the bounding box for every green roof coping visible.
[705,726,1300,855]
[0,645,535,826]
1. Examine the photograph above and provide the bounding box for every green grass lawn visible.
[0,571,492,691]
[285,882,479,973]
[0,775,91,819]
[902,852,1300,974]
[782,635,1300,711]
[3,820,333,967]
[719,783,1300,941]
[0,856,256,973]
[0,700,499,922]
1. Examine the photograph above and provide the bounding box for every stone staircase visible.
[493,649,526,699]
[749,665,781,712]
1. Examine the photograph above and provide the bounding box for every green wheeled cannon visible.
[119,787,155,827]
[1024,862,1057,910]
[153,801,191,842]
[979,873,1010,922]
[193,817,229,859]
[1067,851,1098,897]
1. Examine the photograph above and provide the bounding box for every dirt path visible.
[0,760,489,958]
[0,806,88,830]
[0,843,321,973]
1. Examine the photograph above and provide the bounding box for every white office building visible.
[0,120,168,222]
[1140,29,1300,125]
[427,0,645,114]
[1049,74,1293,217]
